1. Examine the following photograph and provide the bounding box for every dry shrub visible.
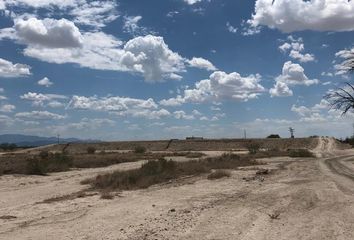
[87,146,96,154]
[134,146,146,154]
[100,191,114,199]
[247,143,261,154]
[207,170,231,180]
[82,154,259,191]
[26,152,73,175]
[288,149,314,158]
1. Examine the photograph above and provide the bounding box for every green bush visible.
[134,146,146,154]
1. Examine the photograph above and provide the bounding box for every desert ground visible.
[1,137,354,239]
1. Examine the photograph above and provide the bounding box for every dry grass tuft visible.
[288,149,314,158]
[207,170,231,180]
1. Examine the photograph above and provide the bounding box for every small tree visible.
[267,134,280,138]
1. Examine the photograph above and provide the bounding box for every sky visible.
[1,0,354,140]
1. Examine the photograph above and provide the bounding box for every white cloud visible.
[123,16,147,36]
[276,61,319,86]
[187,57,217,71]
[3,0,79,9]
[15,110,66,120]
[15,18,83,48]
[0,104,15,112]
[2,0,118,29]
[0,88,3,93]
[12,31,186,81]
[0,58,31,78]
[173,110,198,120]
[68,95,171,119]
[279,37,315,63]
[37,77,53,87]
[184,0,202,5]
[122,35,185,82]
[249,0,354,33]
[269,81,293,97]
[20,92,67,107]
[226,22,238,33]
[270,61,318,97]
[291,105,312,117]
[334,48,354,75]
[321,72,333,77]
[289,50,315,63]
[160,71,265,105]
[69,0,118,28]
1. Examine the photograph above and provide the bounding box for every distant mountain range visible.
[0,134,99,147]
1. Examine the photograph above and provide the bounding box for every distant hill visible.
[0,134,99,147]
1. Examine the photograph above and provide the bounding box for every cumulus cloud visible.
[269,61,318,97]
[15,110,66,120]
[160,71,265,106]
[248,0,354,33]
[20,92,67,107]
[37,77,53,87]
[1,14,215,82]
[276,61,319,86]
[68,95,171,119]
[2,24,186,81]
[278,36,315,63]
[0,58,31,78]
[15,18,83,48]
[122,35,185,82]
[0,104,15,112]
[187,57,217,71]
[269,81,293,97]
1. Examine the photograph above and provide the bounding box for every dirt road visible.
[1,137,354,239]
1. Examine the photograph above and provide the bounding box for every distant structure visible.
[186,136,204,140]
[289,127,295,139]
[244,129,247,139]
[57,134,60,144]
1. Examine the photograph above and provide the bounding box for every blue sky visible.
[1,0,354,140]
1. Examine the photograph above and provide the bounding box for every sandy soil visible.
[1,137,354,239]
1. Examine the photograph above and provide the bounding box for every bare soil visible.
[1,137,354,239]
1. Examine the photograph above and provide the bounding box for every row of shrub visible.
[81,154,259,191]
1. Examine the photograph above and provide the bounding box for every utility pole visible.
[57,134,60,145]
[244,129,247,139]
[289,127,295,139]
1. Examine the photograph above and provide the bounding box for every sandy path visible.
[1,138,354,239]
